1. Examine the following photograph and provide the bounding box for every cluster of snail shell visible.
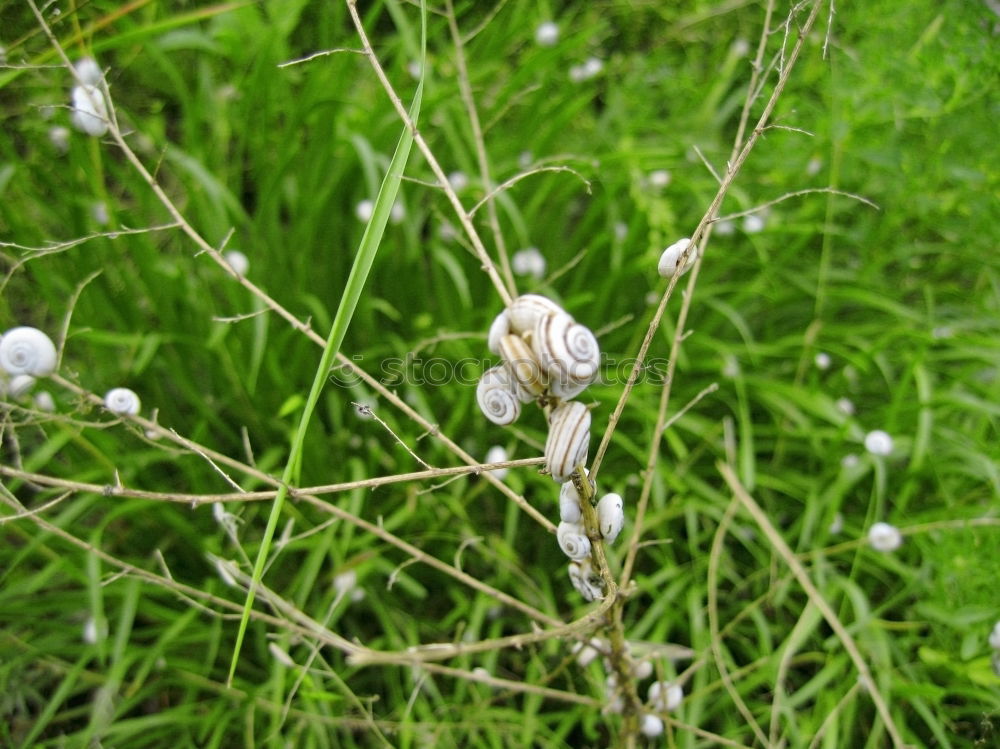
[0,325,140,416]
[474,294,626,600]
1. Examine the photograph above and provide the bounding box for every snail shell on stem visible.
[568,559,605,601]
[559,480,583,523]
[533,312,600,390]
[0,327,58,377]
[487,310,510,355]
[508,294,563,335]
[497,333,547,397]
[104,387,141,415]
[476,365,523,425]
[596,493,625,543]
[544,401,591,483]
[556,521,592,560]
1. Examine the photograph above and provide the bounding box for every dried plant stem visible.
[349,592,613,666]
[346,0,513,307]
[719,462,908,749]
[716,187,880,221]
[444,0,516,297]
[14,376,556,627]
[0,457,547,512]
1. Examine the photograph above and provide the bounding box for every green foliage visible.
[1,0,998,746]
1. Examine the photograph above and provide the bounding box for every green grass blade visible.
[226,3,427,686]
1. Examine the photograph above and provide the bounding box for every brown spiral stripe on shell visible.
[544,400,591,482]
[533,312,599,390]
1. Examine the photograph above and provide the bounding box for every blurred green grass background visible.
[1,0,998,746]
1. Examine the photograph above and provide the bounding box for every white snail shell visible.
[70,84,109,137]
[74,57,103,86]
[0,327,58,377]
[657,238,698,278]
[648,681,684,711]
[568,559,604,601]
[596,492,625,543]
[487,310,510,355]
[8,374,36,398]
[544,401,591,482]
[508,294,563,335]
[533,312,600,389]
[549,375,592,401]
[557,521,592,560]
[476,365,522,425]
[497,333,546,397]
[104,387,141,415]
[559,480,583,523]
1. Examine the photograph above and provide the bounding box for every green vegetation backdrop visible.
[1,0,998,746]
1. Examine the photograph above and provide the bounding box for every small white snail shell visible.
[640,714,665,738]
[508,294,563,335]
[487,310,510,355]
[476,365,522,425]
[533,312,600,388]
[648,681,684,711]
[559,480,583,523]
[544,401,591,483]
[557,521,592,560]
[596,492,625,543]
[73,57,103,86]
[0,327,58,377]
[224,250,249,277]
[497,333,546,397]
[657,238,699,277]
[70,84,109,137]
[104,387,141,415]
[567,559,604,601]
[8,374,36,398]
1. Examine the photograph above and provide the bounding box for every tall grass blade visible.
[226,2,427,686]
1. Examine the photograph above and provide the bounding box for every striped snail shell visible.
[568,559,604,601]
[533,312,600,391]
[559,480,583,524]
[557,521,592,560]
[487,310,510,355]
[0,327,58,377]
[508,294,563,335]
[104,387,141,415]
[544,401,591,483]
[476,365,522,425]
[596,493,625,543]
[549,376,591,401]
[497,334,546,397]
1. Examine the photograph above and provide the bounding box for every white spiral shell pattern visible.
[508,294,562,335]
[533,312,600,388]
[104,387,141,415]
[557,521,592,560]
[476,365,522,425]
[544,401,591,482]
[0,327,58,377]
[487,310,510,355]
[497,334,547,397]
[596,493,625,543]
